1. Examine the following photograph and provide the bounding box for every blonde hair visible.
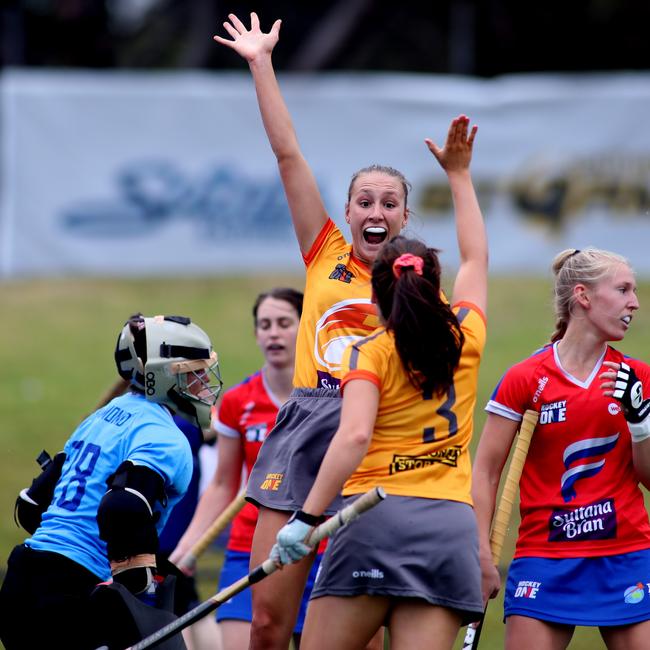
[550,247,631,342]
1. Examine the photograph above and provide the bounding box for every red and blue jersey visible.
[213,370,282,552]
[487,342,650,559]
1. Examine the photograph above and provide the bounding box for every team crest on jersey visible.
[539,399,567,425]
[389,446,461,474]
[313,299,378,376]
[329,263,354,283]
[560,433,619,502]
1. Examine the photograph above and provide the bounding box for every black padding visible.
[159,344,209,359]
[107,461,167,508]
[157,556,199,615]
[14,450,66,533]
[115,347,132,363]
[113,566,154,595]
[14,498,43,535]
[88,578,187,650]
[97,462,166,561]
[164,315,191,325]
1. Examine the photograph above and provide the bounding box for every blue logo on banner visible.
[60,160,296,240]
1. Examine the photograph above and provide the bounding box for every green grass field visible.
[2,274,649,650]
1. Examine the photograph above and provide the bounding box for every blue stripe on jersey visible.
[349,328,385,370]
[456,306,469,323]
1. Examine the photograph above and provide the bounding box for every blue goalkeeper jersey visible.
[27,392,193,580]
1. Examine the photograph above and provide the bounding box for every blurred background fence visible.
[2,0,650,279]
[3,70,650,278]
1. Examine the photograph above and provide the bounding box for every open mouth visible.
[622,315,632,326]
[363,226,388,245]
[267,344,285,352]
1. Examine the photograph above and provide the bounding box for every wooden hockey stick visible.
[115,486,386,650]
[462,409,539,650]
[175,491,247,572]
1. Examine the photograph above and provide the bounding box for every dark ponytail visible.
[372,236,464,397]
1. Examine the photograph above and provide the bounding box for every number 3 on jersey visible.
[422,384,458,443]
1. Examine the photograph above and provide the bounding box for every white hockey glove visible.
[271,510,320,566]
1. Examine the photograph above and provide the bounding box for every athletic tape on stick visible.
[462,409,538,650]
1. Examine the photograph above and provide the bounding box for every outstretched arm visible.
[426,115,487,313]
[214,13,329,254]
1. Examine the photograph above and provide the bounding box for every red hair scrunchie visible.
[392,253,424,279]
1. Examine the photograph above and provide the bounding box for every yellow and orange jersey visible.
[293,220,380,389]
[341,303,486,504]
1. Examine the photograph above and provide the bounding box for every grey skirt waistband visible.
[291,387,341,399]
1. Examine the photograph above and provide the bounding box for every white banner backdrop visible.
[2,70,650,277]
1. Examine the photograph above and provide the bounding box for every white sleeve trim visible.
[213,419,240,439]
[629,418,650,443]
[485,400,523,422]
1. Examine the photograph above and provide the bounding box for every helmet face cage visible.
[173,354,223,428]
[141,316,221,430]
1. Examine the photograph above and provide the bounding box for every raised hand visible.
[601,361,650,424]
[425,114,477,174]
[601,360,650,446]
[213,12,281,63]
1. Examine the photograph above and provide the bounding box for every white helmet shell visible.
[115,314,222,430]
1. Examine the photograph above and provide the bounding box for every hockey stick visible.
[116,486,387,650]
[462,409,539,650]
[175,491,247,572]
[94,377,130,410]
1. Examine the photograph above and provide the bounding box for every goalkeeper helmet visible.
[114,314,222,430]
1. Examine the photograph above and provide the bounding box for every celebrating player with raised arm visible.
[213,11,484,649]
[271,168,487,647]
